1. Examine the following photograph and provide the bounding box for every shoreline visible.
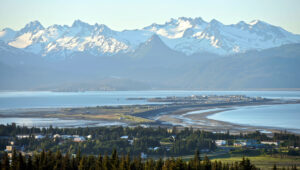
[0,99,300,134]
[155,102,300,134]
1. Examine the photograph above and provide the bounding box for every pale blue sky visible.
[0,0,300,34]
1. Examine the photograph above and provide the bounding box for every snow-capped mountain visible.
[1,17,300,58]
[143,17,300,55]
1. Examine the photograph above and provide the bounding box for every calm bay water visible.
[1,90,300,110]
[207,104,300,130]
[0,90,299,129]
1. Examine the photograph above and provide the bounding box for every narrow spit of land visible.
[0,95,300,133]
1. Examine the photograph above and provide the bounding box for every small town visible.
[1,124,299,166]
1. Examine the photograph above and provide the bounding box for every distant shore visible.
[0,96,300,134]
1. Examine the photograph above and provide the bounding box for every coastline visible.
[0,98,300,134]
[155,103,300,134]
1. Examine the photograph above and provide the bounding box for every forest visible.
[0,148,265,170]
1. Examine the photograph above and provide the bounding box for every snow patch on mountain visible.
[0,28,16,42]
[1,17,300,58]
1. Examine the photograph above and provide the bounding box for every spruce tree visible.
[1,152,10,170]
[26,156,33,170]
[95,154,103,170]
[11,149,18,170]
[111,149,119,169]
[53,150,63,170]
[203,155,211,170]
[17,152,26,170]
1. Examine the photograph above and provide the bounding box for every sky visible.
[0,0,300,34]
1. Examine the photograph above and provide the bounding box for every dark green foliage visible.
[0,124,299,158]
[0,124,299,170]
[1,152,9,170]
[0,149,262,170]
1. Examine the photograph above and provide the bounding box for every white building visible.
[35,135,45,139]
[53,134,61,138]
[128,140,134,145]
[215,140,227,146]
[16,135,30,139]
[74,136,86,142]
[120,136,129,139]
[261,141,279,146]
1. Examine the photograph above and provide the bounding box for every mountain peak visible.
[20,20,44,33]
[209,19,222,26]
[72,19,90,27]
[132,33,177,59]
[178,17,193,21]
[143,34,168,47]
[136,34,166,50]
[2,28,15,32]
[237,21,246,25]
[0,28,16,42]
[178,17,204,23]
[249,20,269,26]
[148,34,161,42]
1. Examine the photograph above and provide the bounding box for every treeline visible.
[1,123,299,144]
[0,149,264,170]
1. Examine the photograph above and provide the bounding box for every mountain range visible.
[1,17,300,58]
[0,17,300,91]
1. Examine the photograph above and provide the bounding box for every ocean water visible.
[1,90,299,110]
[207,104,300,130]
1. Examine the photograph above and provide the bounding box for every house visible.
[87,135,92,139]
[6,145,13,152]
[74,136,86,142]
[53,134,61,138]
[261,141,279,146]
[215,140,227,146]
[128,140,134,145]
[35,135,45,139]
[234,141,245,147]
[16,135,30,139]
[120,136,129,139]
[234,139,258,147]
